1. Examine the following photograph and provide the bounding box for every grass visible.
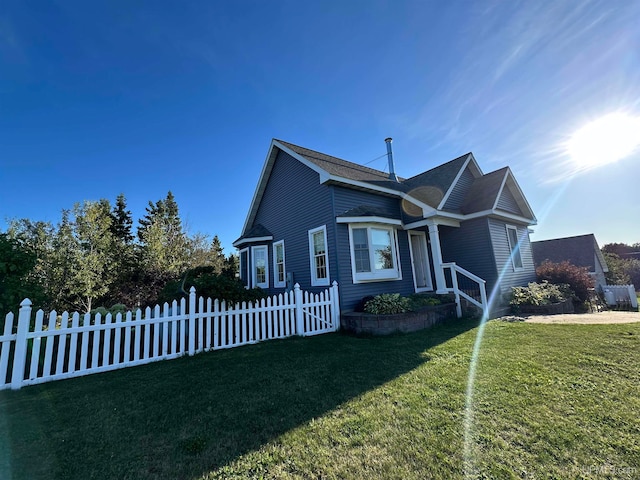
[1,318,639,479]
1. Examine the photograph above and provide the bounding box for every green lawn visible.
[1,318,639,479]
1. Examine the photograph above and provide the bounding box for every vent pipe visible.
[385,137,399,182]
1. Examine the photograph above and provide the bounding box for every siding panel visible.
[253,150,335,295]
[488,218,536,304]
[443,167,475,211]
[496,187,523,215]
[439,218,498,293]
[332,187,415,310]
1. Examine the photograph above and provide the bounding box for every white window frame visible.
[251,245,269,289]
[348,223,402,283]
[308,225,330,286]
[506,225,524,271]
[273,240,286,288]
[238,248,250,288]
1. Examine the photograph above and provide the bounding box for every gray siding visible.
[496,186,523,215]
[488,217,536,304]
[253,150,335,295]
[332,186,415,310]
[443,167,475,211]
[439,218,499,294]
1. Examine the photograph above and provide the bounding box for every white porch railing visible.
[441,262,488,318]
[0,282,340,391]
[602,284,638,309]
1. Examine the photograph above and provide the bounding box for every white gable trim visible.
[491,170,510,211]
[436,153,483,210]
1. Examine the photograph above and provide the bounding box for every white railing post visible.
[188,286,196,355]
[331,281,340,331]
[11,299,32,390]
[479,282,488,318]
[449,268,462,318]
[294,283,305,336]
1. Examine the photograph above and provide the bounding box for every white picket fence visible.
[0,282,340,390]
[602,284,638,309]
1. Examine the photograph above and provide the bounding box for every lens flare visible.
[567,113,640,170]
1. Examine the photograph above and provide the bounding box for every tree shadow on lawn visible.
[0,317,479,480]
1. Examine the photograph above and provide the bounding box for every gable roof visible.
[531,234,609,272]
[240,139,536,237]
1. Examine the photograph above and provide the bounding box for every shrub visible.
[536,260,594,302]
[510,281,573,308]
[363,293,411,315]
[158,267,267,305]
[407,293,442,310]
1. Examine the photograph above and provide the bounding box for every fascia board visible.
[241,140,280,234]
[232,235,274,248]
[505,168,537,222]
[437,154,473,210]
[492,170,510,210]
[404,217,461,229]
[336,216,402,226]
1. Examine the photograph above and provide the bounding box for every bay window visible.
[349,224,401,282]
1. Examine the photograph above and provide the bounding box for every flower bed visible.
[517,298,575,315]
[341,303,457,335]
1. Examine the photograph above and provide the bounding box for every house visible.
[233,138,538,318]
[531,234,609,289]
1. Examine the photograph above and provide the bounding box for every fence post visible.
[11,299,32,390]
[188,287,196,355]
[331,281,340,331]
[294,283,304,337]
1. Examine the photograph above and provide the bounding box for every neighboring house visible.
[532,234,609,289]
[234,138,538,318]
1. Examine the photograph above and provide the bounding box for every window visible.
[239,248,249,287]
[308,226,330,286]
[506,225,523,270]
[349,224,401,282]
[251,245,269,288]
[273,240,286,288]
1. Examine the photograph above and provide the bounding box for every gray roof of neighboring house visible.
[531,234,609,272]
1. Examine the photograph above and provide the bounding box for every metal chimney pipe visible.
[385,137,399,182]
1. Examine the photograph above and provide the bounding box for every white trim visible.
[336,216,402,225]
[491,170,510,211]
[239,248,250,288]
[347,224,402,284]
[404,216,461,230]
[506,225,524,271]
[408,231,433,292]
[233,235,273,248]
[308,225,330,286]
[273,240,286,288]
[251,245,269,288]
[436,154,484,210]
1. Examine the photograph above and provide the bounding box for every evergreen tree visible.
[110,193,134,244]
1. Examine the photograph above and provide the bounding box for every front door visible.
[409,232,432,292]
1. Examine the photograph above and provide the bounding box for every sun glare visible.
[567,112,640,170]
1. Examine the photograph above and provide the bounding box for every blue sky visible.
[2,0,639,254]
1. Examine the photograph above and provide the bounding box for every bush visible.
[407,293,442,310]
[158,267,267,305]
[536,261,594,302]
[510,281,573,308]
[364,293,411,315]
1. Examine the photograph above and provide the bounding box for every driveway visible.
[501,311,640,324]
